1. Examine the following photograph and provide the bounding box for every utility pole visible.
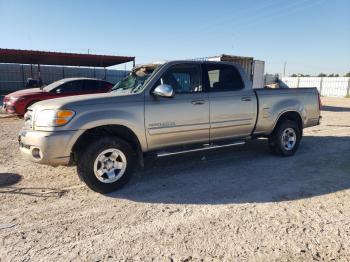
[283,61,287,77]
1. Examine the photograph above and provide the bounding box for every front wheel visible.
[268,120,301,156]
[77,136,136,193]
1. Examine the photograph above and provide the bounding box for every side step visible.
[157,140,246,157]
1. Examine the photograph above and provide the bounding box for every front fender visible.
[62,103,147,151]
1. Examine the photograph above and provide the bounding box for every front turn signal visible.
[54,110,75,126]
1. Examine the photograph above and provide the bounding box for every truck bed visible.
[253,88,320,135]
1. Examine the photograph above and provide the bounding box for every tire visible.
[268,120,301,156]
[77,136,136,193]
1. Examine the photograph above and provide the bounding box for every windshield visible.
[43,80,66,92]
[110,65,160,94]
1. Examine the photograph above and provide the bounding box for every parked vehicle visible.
[2,78,113,116]
[19,61,321,193]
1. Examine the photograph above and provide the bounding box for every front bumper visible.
[2,102,16,114]
[19,129,81,166]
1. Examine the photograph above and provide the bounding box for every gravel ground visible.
[0,97,350,261]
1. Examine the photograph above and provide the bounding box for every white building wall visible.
[281,77,350,97]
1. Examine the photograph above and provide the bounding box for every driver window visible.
[157,64,202,94]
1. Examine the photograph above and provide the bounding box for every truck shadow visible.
[322,105,350,112]
[0,173,22,187]
[109,135,350,204]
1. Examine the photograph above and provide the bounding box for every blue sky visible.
[0,0,349,75]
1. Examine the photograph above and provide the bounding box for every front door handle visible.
[241,97,252,102]
[191,100,206,105]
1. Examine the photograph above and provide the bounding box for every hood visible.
[6,88,45,98]
[32,92,143,111]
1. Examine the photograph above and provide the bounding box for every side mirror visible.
[153,84,174,98]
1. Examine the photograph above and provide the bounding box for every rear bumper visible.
[19,129,80,166]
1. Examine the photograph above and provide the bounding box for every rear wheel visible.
[77,136,136,193]
[268,120,301,156]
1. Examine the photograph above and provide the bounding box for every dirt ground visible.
[0,97,350,261]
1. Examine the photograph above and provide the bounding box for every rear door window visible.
[205,64,244,91]
[84,80,101,92]
[54,80,84,93]
[102,81,113,90]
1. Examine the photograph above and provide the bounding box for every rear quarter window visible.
[84,80,102,92]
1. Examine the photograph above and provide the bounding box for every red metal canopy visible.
[0,48,135,67]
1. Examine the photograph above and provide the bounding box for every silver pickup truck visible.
[19,60,321,193]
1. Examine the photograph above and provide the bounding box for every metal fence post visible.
[347,78,350,97]
[21,64,25,88]
[297,77,300,88]
[319,77,323,96]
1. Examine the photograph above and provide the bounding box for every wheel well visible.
[72,125,143,165]
[25,100,40,111]
[274,111,303,134]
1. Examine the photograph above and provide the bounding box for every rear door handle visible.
[191,100,206,105]
[241,97,252,102]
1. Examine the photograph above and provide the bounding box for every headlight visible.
[35,109,75,127]
[10,97,24,102]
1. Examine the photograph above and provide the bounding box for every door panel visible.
[145,93,209,149]
[209,90,257,140]
[145,63,209,150]
[204,63,257,141]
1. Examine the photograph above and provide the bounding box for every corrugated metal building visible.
[0,63,129,93]
[0,49,134,94]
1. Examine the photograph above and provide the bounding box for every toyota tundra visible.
[19,61,321,193]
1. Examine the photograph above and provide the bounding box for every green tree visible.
[345,72,350,77]
[318,73,327,77]
[291,74,297,77]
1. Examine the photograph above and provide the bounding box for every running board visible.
[157,141,246,157]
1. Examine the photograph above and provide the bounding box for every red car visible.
[2,78,113,116]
